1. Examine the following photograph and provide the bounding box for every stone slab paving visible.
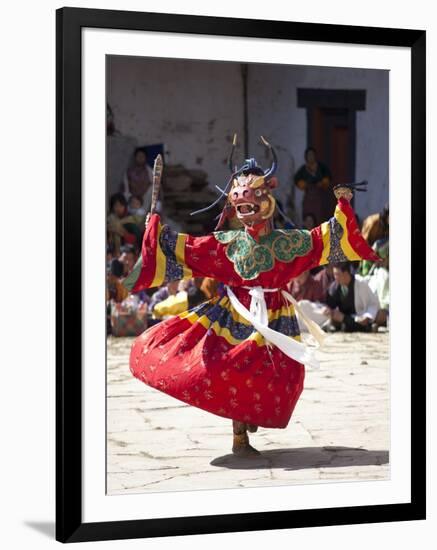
[106,331,389,495]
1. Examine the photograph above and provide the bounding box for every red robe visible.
[124,199,379,429]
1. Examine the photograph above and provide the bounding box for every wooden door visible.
[298,88,365,219]
[310,106,356,214]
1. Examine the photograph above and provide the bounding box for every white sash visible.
[225,285,323,370]
[281,290,327,349]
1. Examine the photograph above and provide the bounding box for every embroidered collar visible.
[214,228,312,280]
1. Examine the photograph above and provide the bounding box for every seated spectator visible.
[293,147,332,226]
[363,238,389,327]
[287,270,327,333]
[178,279,195,292]
[123,148,153,201]
[302,213,316,231]
[106,243,114,273]
[187,285,208,309]
[360,236,389,277]
[108,289,149,338]
[128,194,147,227]
[152,287,188,320]
[149,280,179,312]
[200,277,219,300]
[271,198,295,230]
[361,204,389,246]
[313,265,334,297]
[288,270,326,303]
[106,259,129,304]
[150,278,208,320]
[134,289,151,308]
[107,193,143,256]
[119,244,138,277]
[191,277,207,291]
[324,262,380,332]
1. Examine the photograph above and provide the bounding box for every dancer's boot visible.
[246,424,258,433]
[232,420,261,457]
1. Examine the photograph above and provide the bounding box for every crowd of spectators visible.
[106,147,389,337]
[288,206,389,333]
[106,231,388,338]
[106,243,212,336]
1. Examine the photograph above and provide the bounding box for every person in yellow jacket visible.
[151,288,188,320]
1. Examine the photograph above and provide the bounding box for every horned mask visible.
[190,135,279,231]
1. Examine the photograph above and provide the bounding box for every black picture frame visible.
[56,7,426,543]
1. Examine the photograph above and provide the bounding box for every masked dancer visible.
[124,137,380,457]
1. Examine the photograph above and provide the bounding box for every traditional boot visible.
[232,420,261,457]
[246,424,259,433]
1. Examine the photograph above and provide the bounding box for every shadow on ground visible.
[211,446,389,470]
[24,521,55,538]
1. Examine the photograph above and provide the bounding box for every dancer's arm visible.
[277,188,381,283]
[310,188,381,267]
[123,214,228,292]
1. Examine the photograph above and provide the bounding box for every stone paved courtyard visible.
[106,331,389,495]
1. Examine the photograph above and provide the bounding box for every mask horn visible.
[227,133,238,172]
[260,136,278,180]
[190,173,234,216]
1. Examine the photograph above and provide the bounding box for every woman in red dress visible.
[124,137,379,457]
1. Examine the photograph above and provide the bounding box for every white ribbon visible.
[247,286,272,326]
[281,290,327,349]
[225,285,321,370]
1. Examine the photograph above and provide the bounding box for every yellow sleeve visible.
[316,199,381,266]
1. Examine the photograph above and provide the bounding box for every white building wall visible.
[108,57,388,222]
[247,64,389,221]
[107,56,245,191]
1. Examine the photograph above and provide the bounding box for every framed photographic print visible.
[56,7,426,543]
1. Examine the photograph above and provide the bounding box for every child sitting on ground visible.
[128,194,147,224]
